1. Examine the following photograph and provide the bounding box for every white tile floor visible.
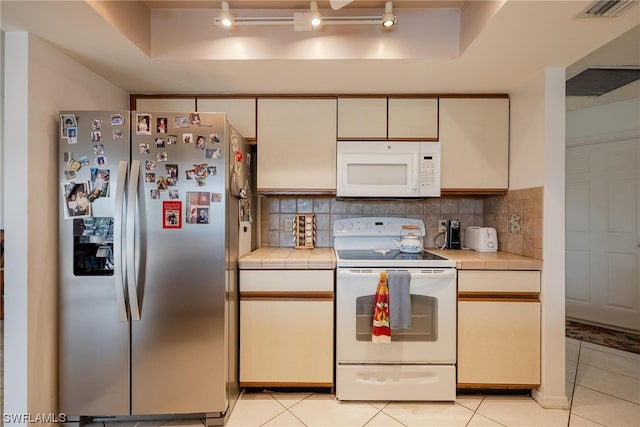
[1,326,638,426]
[224,338,639,427]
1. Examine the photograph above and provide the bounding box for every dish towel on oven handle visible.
[388,270,412,330]
[372,271,391,343]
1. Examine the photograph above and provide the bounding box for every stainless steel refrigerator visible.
[58,110,255,425]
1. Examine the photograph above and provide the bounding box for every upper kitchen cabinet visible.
[439,97,509,193]
[132,97,196,112]
[387,97,439,140]
[257,98,337,194]
[337,97,387,139]
[337,96,439,140]
[197,97,256,141]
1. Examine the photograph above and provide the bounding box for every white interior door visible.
[566,139,640,331]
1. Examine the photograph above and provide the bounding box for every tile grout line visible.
[572,339,640,406]
[265,392,308,427]
[574,383,640,407]
[369,402,408,427]
[462,396,508,427]
[566,340,582,427]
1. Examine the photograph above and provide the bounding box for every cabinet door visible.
[439,98,509,190]
[338,97,387,139]
[257,98,337,193]
[388,98,438,139]
[457,300,540,386]
[134,98,196,112]
[240,299,334,385]
[197,98,256,140]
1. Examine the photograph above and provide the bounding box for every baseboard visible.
[531,389,570,409]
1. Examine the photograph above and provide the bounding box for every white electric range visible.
[334,217,457,401]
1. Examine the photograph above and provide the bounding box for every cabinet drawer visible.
[458,270,540,293]
[240,270,334,292]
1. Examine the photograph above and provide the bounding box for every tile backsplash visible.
[259,186,543,259]
[484,187,543,259]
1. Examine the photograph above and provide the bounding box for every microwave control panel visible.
[419,141,441,196]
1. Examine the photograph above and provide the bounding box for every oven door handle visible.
[338,270,456,280]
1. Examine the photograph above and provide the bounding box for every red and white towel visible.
[372,272,391,343]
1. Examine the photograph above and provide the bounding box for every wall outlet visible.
[284,218,294,232]
[438,219,448,233]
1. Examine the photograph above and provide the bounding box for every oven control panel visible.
[333,217,425,237]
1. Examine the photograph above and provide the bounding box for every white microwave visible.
[336,141,441,198]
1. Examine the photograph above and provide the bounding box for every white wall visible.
[4,31,29,422]
[510,68,569,409]
[567,97,640,146]
[3,32,128,422]
[509,72,545,190]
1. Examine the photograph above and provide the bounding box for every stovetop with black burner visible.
[335,249,456,268]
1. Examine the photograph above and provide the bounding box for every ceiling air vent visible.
[566,67,640,96]
[579,0,638,17]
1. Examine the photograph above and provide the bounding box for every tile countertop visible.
[239,247,541,271]
[430,249,543,270]
[239,247,336,270]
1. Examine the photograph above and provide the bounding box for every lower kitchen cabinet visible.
[239,270,334,387]
[457,270,541,388]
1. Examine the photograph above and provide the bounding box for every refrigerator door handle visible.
[126,160,143,321]
[114,160,129,322]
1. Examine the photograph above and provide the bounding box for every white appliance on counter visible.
[336,141,441,198]
[465,226,498,252]
[334,217,457,401]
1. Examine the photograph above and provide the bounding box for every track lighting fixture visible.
[310,1,322,27]
[219,1,234,27]
[382,2,396,28]
[214,1,398,31]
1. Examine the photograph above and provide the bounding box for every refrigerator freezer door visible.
[130,112,230,415]
[59,111,131,416]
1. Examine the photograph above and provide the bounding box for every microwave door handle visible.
[412,153,419,191]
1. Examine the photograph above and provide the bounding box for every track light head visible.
[220,1,234,27]
[382,1,396,28]
[310,1,322,27]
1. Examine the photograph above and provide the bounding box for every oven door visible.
[336,268,456,363]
